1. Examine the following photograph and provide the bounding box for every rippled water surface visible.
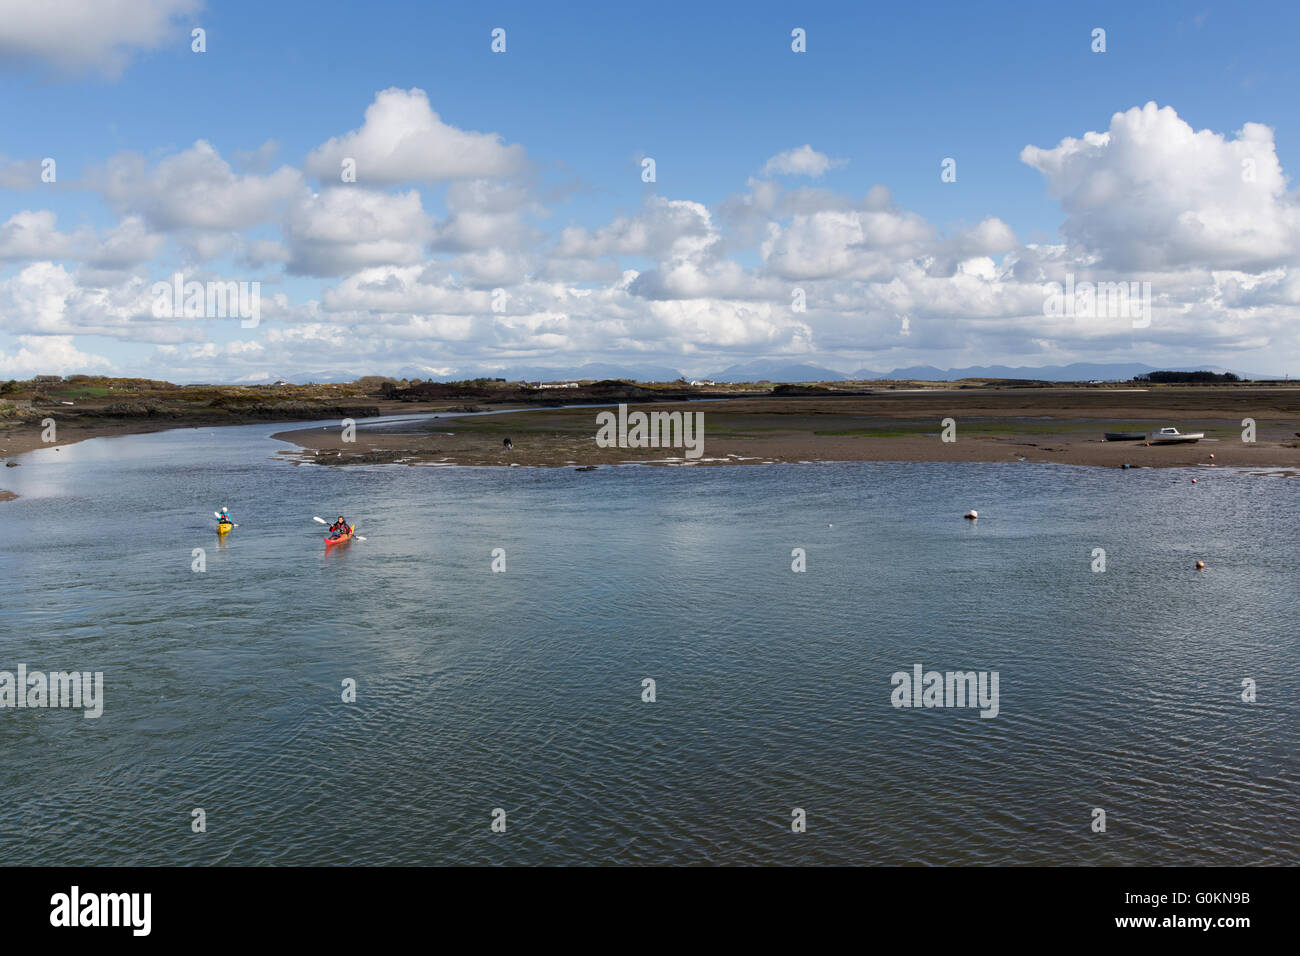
[1,418,1297,865]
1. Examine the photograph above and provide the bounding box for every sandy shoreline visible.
[270,388,1300,472]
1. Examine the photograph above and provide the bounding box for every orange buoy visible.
[1195,560,1206,570]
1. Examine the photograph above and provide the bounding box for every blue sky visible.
[2,0,1298,380]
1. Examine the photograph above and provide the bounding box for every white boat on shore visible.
[1147,427,1204,444]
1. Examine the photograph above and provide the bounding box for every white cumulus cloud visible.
[1021,102,1300,271]
[762,145,846,178]
[304,88,527,185]
[0,335,112,377]
[0,0,201,77]
[88,140,304,234]
[285,187,432,277]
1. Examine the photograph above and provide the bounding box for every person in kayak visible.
[218,507,232,524]
[329,516,349,534]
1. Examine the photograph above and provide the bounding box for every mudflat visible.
[270,387,1300,471]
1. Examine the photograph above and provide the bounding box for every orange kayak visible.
[324,524,354,546]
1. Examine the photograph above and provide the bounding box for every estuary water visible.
[1,416,1296,865]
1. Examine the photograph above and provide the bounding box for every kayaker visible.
[330,516,349,534]
[218,507,231,524]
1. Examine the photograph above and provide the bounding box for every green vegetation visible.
[1138,370,1240,384]
[48,384,113,399]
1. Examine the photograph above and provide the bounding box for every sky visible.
[1,0,1298,382]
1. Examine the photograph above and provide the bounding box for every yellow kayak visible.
[217,522,233,534]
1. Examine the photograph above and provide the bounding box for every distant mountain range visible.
[705,360,850,383]
[261,359,1283,386]
[491,362,687,383]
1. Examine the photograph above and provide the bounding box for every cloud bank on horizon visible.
[0,2,1298,381]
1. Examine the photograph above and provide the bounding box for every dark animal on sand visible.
[503,438,513,451]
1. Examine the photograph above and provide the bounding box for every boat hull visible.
[1147,433,1204,444]
[324,524,355,546]
[1104,432,1146,442]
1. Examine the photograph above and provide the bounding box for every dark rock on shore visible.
[241,402,381,419]
[80,400,381,421]
[95,401,167,417]
[771,383,873,397]
[312,447,415,466]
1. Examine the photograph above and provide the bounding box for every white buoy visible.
[964,510,978,520]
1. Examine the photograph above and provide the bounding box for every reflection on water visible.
[0,419,1297,865]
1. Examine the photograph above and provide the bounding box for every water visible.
[1,418,1296,865]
